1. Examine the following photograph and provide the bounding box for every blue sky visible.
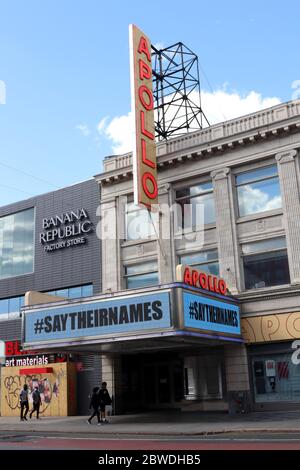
[0,0,299,206]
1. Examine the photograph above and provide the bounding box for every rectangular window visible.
[0,208,35,279]
[175,181,215,230]
[125,202,158,241]
[236,165,281,217]
[46,284,93,299]
[179,249,219,276]
[125,261,158,289]
[0,295,24,315]
[242,237,290,289]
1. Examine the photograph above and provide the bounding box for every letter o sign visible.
[142,172,158,199]
[139,85,154,111]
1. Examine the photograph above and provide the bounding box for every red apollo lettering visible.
[139,59,152,80]
[181,266,228,295]
[184,267,192,285]
[138,36,151,61]
[139,85,153,110]
[142,172,158,199]
[140,110,154,140]
[141,139,155,168]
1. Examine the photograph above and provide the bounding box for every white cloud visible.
[97,116,109,133]
[238,185,282,215]
[98,112,133,154]
[96,87,281,155]
[75,124,91,137]
[201,89,281,124]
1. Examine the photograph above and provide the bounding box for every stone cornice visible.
[94,99,300,185]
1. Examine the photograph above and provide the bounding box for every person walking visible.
[98,381,112,424]
[20,384,29,421]
[29,386,42,419]
[87,387,101,425]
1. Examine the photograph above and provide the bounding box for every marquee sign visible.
[176,264,228,296]
[129,24,158,209]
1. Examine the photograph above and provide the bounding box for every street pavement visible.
[0,410,300,436]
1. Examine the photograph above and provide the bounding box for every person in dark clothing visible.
[29,387,42,419]
[98,382,112,424]
[87,387,101,424]
[20,384,29,421]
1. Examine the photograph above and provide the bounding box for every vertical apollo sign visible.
[129,24,158,208]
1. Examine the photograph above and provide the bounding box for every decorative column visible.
[224,344,251,414]
[211,168,239,294]
[100,199,120,292]
[276,149,300,284]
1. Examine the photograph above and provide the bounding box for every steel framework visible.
[152,42,209,141]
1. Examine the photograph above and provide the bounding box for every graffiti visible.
[3,374,56,413]
[4,375,22,410]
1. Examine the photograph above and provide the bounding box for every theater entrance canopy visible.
[22,284,243,354]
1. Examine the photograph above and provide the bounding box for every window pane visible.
[68,287,82,298]
[244,250,290,289]
[178,192,216,228]
[82,284,93,297]
[236,165,278,185]
[0,208,34,279]
[192,262,219,276]
[176,182,213,199]
[180,250,218,265]
[0,299,9,314]
[237,177,281,216]
[8,297,21,313]
[126,261,158,276]
[126,204,157,240]
[242,237,286,255]
[55,289,69,298]
[126,272,159,289]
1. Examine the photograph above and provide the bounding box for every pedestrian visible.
[29,386,42,419]
[87,386,101,425]
[98,381,112,424]
[19,384,29,421]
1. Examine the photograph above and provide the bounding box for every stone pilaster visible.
[100,199,119,292]
[224,344,251,414]
[276,149,300,284]
[101,355,123,415]
[211,168,239,294]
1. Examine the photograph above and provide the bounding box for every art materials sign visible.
[129,24,158,208]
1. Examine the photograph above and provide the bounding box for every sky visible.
[0,0,300,206]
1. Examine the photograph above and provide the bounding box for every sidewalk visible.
[0,410,300,436]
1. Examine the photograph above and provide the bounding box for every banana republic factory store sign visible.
[39,208,93,252]
[22,268,242,354]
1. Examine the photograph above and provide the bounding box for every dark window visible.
[242,238,290,289]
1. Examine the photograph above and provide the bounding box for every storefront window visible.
[175,181,215,230]
[236,165,281,217]
[0,208,35,279]
[125,261,159,289]
[252,352,300,403]
[242,237,290,289]
[179,249,219,276]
